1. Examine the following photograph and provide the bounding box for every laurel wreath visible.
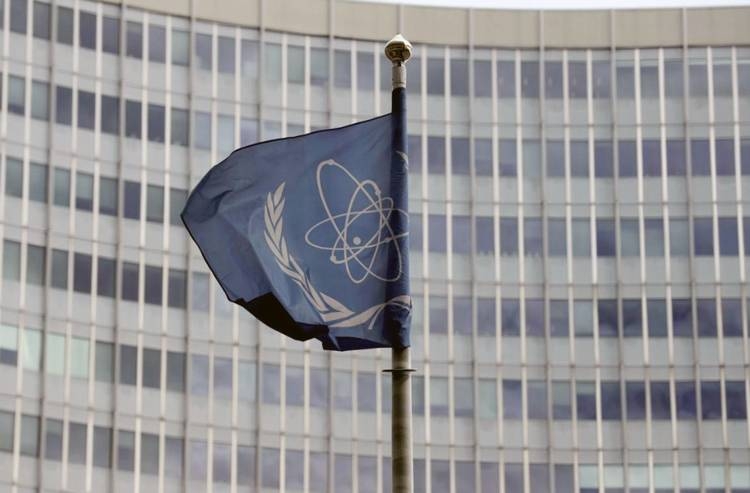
[264,182,410,329]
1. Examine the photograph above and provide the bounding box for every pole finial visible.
[385,33,412,65]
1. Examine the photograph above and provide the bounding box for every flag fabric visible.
[181,114,411,351]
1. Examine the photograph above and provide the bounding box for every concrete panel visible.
[335,1,399,42]
[614,9,683,48]
[472,9,539,48]
[543,10,610,48]
[194,0,259,28]
[123,0,191,19]
[403,5,469,46]
[686,7,750,46]
[266,0,328,37]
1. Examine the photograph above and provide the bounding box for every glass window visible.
[190,354,209,396]
[691,138,711,176]
[333,370,352,409]
[9,0,26,33]
[332,50,351,88]
[358,372,377,412]
[427,136,445,174]
[572,218,591,257]
[263,42,281,82]
[165,436,183,478]
[55,85,72,125]
[78,10,96,49]
[191,272,209,311]
[497,60,515,98]
[500,217,518,256]
[21,328,40,370]
[503,379,522,419]
[117,431,135,471]
[94,341,113,382]
[429,376,449,417]
[20,415,39,457]
[427,57,444,95]
[598,299,618,337]
[617,63,635,99]
[601,381,622,420]
[545,60,563,98]
[218,114,234,155]
[218,36,235,74]
[5,157,22,197]
[669,218,689,256]
[412,375,425,415]
[718,217,739,255]
[546,139,564,177]
[693,217,714,255]
[138,432,159,475]
[725,380,747,419]
[126,21,142,58]
[65,338,87,377]
[576,381,596,419]
[31,80,49,120]
[56,6,73,44]
[676,381,697,419]
[310,47,328,87]
[76,89,95,130]
[261,447,280,489]
[651,381,671,420]
[620,218,640,256]
[170,28,189,66]
[499,139,516,176]
[454,377,473,417]
[552,381,571,419]
[481,462,500,493]
[213,356,232,400]
[2,239,20,281]
[451,136,470,175]
[52,167,70,207]
[101,94,120,135]
[478,378,497,419]
[194,111,211,149]
[594,140,613,177]
[665,58,684,97]
[474,137,492,176]
[672,298,693,337]
[525,298,544,336]
[618,140,637,177]
[121,261,138,301]
[642,139,661,176]
[505,463,525,493]
[119,344,137,385]
[501,298,520,336]
[701,380,722,419]
[166,351,185,392]
[357,51,374,91]
[596,218,616,257]
[73,252,92,293]
[124,180,140,219]
[44,418,63,460]
[644,218,664,257]
[696,298,717,337]
[27,244,45,285]
[189,440,207,480]
[715,138,735,176]
[474,59,492,98]
[521,61,539,98]
[169,188,187,226]
[97,176,117,216]
[689,62,708,97]
[144,265,161,304]
[0,324,17,366]
[33,1,50,39]
[241,39,258,77]
[50,249,68,289]
[310,367,328,408]
[569,61,587,98]
[570,140,589,177]
[147,103,165,142]
[93,426,112,468]
[170,108,189,146]
[148,24,166,63]
[450,57,468,96]
[75,171,93,211]
[475,216,494,256]
[102,16,120,54]
[146,184,164,223]
[8,75,25,114]
[142,348,160,389]
[622,299,642,337]
[523,139,541,178]
[125,100,141,138]
[262,363,280,404]
[574,300,593,336]
[527,380,547,419]
[722,298,742,337]
[549,299,568,337]
[165,268,186,309]
[592,59,611,98]
[212,442,231,484]
[68,422,87,464]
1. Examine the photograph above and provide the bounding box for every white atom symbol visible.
[304,159,408,284]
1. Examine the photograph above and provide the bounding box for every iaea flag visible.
[181,114,411,351]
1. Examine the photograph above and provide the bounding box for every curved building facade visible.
[1,0,750,491]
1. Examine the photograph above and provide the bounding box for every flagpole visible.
[385,34,414,493]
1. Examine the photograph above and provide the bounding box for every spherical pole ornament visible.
[385,34,412,88]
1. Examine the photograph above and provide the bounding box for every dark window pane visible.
[474,138,492,176]
[29,162,46,202]
[570,140,589,177]
[552,381,571,419]
[102,16,120,54]
[262,363,280,404]
[142,348,161,389]
[642,139,661,176]
[500,217,518,255]
[120,345,137,385]
[32,1,50,39]
[56,6,73,44]
[626,381,646,420]
[503,380,522,419]
[672,298,693,337]
[93,427,111,468]
[696,298,717,337]
[666,139,686,176]
[117,431,134,471]
[715,138,735,176]
[576,382,596,419]
[701,380,722,419]
[144,265,162,305]
[596,218,616,257]
[592,60,611,98]
[125,100,141,138]
[44,419,63,460]
[693,217,714,256]
[524,217,543,256]
[548,218,566,257]
[477,298,496,337]
[450,58,468,96]
[427,136,445,174]
[474,60,492,98]
[357,51,374,91]
[126,21,142,58]
[726,380,747,419]
[78,90,95,130]
[75,172,93,211]
[451,136,470,175]
[475,216,494,255]
[124,181,140,219]
[497,60,515,98]
[597,299,618,337]
[452,296,471,335]
[665,59,684,97]
[621,218,640,256]
[691,139,710,176]
[148,24,166,63]
[5,157,22,197]
[651,381,671,419]
[218,36,235,74]
[545,61,563,98]
[719,217,739,255]
[569,61,587,98]
[96,257,116,298]
[51,249,68,289]
[147,104,165,143]
[79,11,96,49]
[616,65,635,99]
[527,380,547,419]
[73,253,92,293]
[166,351,185,392]
[641,63,659,98]
[645,218,664,257]
[525,298,544,337]
[722,298,742,337]
[499,139,516,177]
[100,95,120,135]
[333,50,350,88]
[601,381,622,420]
[622,299,642,337]
[549,300,568,337]
[546,140,564,177]
[171,108,189,146]
[427,57,444,95]
[676,381,697,419]
[618,140,637,177]
[501,299,520,336]
[689,63,708,98]
[121,261,139,301]
[594,140,613,178]
[55,86,72,125]
[10,0,27,33]
[190,354,209,396]
[521,61,539,98]
[167,268,187,308]
[428,214,445,252]
[8,75,25,114]
[68,422,87,464]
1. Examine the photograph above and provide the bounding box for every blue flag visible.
[182,114,411,351]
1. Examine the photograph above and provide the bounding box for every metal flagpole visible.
[384,34,414,493]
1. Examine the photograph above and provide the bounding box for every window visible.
[570,140,588,177]
[701,380,722,419]
[101,95,120,135]
[651,381,671,419]
[68,422,87,464]
[427,136,445,174]
[51,249,68,289]
[194,111,211,149]
[169,188,187,225]
[617,63,635,99]
[672,298,693,337]
[118,430,135,471]
[596,218,616,257]
[726,380,747,419]
[73,253,92,293]
[644,218,664,256]
[56,6,74,44]
[474,59,492,97]
[167,351,185,392]
[618,140,637,177]
[0,324,17,366]
[552,381,571,419]
[358,372,377,412]
[102,16,120,54]
[120,344,137,385]
[55,86,72,125]
[450,57,468,96]
[576,381,596,419]
[144,265,162,305]
[574,300,593,336]
[191,272,209,311]
[546,140,564,177]
[696,298,717,337]
[125,100,141,138]
[5,157,22,197]
[148,24,166,63]
[165,437,184,478]
[598,299,618,337]
[75,171,93,211]
[146,184,164,223]
[190,354,209,396]
[523,139,541,178]
[718,217,739,255]
[44,419,63,460]
[142,348,161,389]
[676,381,697,419]
[454,377,473,417]
[722,298,743,337]
[261,447,280,489]
[715,138,735,175]
[568,61,587,98]
[527,380,547,419]
[503,379,522,419]
[499,139,517,176]
[310,47,328,87]
[147,103,165,142]
[478,379,497,419]
[601,381,622,419]
[594,140,613,177]
[20,415,39,457]
[500,217,518,256]
[592,60,611,98]
[214,442,232,483]
[171,108,189,146]
[665,59,683,97]
[51,168,70,207]
[95,341,114,382]
[31,80,49,120]
[77,10,96,49]
[501,299,520,336]
[124,181,140,219]
[10,0,27,33]
[214,356,232,399]
[97,176,117,216]
[139,436,160,475]
[33,1,51,39]
[427,57,444,95]
[241,39,258,77]
[549,300,568,337]
[27,244,45,285]
[622,299,642,337]
[620,218,640,256]
[3,240,20,281]
[547,219,566,257]
[218,114,234,155]
[669,218,689,256]
[8,75,25,115]
[545,60,563,98]
[126,21,143,58]
[451,136,470,174]
[93,426,112,468]
[693,217,714,255]
[497,60,515,98]
[195,33,212,70]
[262,363,280,404]
[70,337,88,378]
[521,61,539,98]
[121,261,139,301]
[310,367,328,408]
[165,268,186,308]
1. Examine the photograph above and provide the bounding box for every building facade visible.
[1,0,750,491]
